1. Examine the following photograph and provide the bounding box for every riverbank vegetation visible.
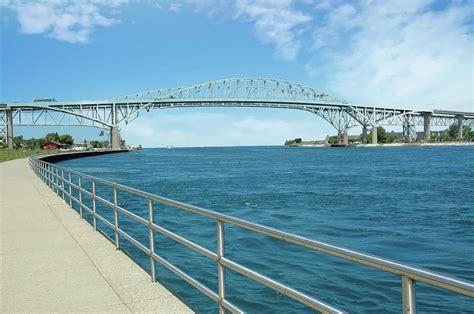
[5,132,75,150]
[0,149,42,162]
[89,140,110,148]
[284,124,474,146]
[0,132,74,162]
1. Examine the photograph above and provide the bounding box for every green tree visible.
[25,138,39,149]
[448,124,472,140]
[295,138,302,143]
[90,140,109,148]
[367,127,387,143]
[13,135,24,147]
[430,132,440,142]
[328,136,338,144]
[45,132,60,142]
[441,133,454,142]
[383,133,397,143]
[377,127,387,142]
[59,134,74,145]
[448,124,459,138]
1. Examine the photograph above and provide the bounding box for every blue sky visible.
[1,0,473,147]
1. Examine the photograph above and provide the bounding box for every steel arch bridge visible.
[1,77,473,148]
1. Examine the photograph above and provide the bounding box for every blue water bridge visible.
[1,77,474,148]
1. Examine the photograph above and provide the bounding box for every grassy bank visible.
[0,149,44,162]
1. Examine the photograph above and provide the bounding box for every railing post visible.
[51,165,54,188]
[92,180,97,231]
[61,169,65,200]
[41,163,44,182]
[217,219,225,314]
[53,166,56,192]
[47,164,51,187]
[68,172,72,207]
[402,275,416,314]
[55,167,59,194]
[113,187,120,250]
[51,165,54,189]
[78,176,83,219]
[48,164,52,188]
[148,199,156,283]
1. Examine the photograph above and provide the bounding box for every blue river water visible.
[59,146,474,313]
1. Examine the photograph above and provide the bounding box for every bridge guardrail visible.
[29,156,474,314]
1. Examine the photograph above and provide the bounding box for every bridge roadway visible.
[0,158,192,313]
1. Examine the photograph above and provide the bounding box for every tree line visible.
[11,133,74,149]
[367,124,474,143]
[4,132,111,150]
[285,124,474,145]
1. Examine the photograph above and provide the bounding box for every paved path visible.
[0,158,192,313]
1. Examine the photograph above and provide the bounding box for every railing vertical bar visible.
[78,176,83,218]
[113,186,120,250]
[55,167,59,194]
[52,166,56,192]
[402,275,416,314]
[47,164,51,188]
[44,165,51,187]
[61,169,65,200]
[92,180,97,231]
[148,199,156,283]
[68,172,72,207]
[217,219,225,314]
[49,164,53,188]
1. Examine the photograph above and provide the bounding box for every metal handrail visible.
[29,157,474,314]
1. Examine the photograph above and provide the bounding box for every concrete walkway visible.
[0,158,192,313]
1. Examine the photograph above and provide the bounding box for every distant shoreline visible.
[287,142,474,148]
[137,143,474,149]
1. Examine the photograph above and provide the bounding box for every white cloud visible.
[3,0,127,44]
[121,109,334,147]
[169,3,182,13]
[307,1,474,111]
[234,0,311,60]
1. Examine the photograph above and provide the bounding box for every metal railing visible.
[29,156,474,314]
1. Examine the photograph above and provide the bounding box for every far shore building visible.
[43,141,68,150]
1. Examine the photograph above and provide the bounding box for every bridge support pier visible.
[110,126,121,149]
[362,125,368,144]
[338,129,349,146]
[456,115,464,140]
[423,112,431,143]
[403,116,417,143]
[371,127,378,145]
[6,108,13,149]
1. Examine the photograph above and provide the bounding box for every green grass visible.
[0,149,40,162]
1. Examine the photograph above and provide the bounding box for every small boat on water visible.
[166,145,173,150]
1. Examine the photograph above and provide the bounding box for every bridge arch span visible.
[3,77,474,148]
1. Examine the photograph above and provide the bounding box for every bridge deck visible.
[0,158,192,313]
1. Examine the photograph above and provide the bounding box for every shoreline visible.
[286,142,474,148]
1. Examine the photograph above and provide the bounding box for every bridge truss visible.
[1,78,473,148]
